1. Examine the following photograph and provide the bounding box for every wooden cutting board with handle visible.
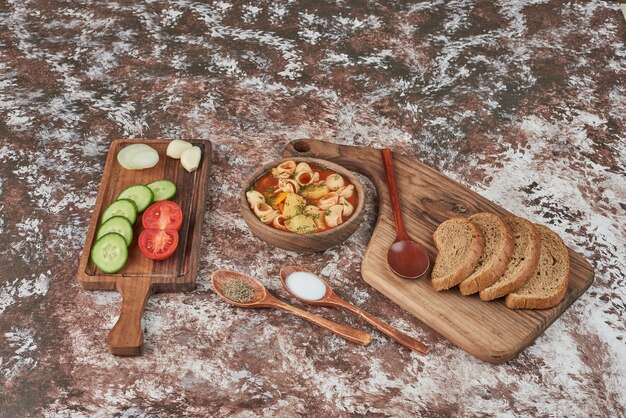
[282,139,594,363]
[77,139,212,356]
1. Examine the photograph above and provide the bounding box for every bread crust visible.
[432,218,484,291]
[505,224,570,309]
[479,216,540,301]
[459,213,515,295]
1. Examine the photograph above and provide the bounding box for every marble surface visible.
[1,1,625,416]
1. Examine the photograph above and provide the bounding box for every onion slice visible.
[117,147,135,169]
[117,144,159,170]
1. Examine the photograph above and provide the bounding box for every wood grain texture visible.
[381,148,410,240]
[282,139,595,363]
[211,270,373,346]
[381,148,431,279]
[240,157,365,252]
[106,276,152,356]
[279,266,429,354]
[77,139,212,355]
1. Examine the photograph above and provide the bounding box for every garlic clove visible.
[180,146,201,172]
[166,139,193,159]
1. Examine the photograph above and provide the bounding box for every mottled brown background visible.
[0,1,624,417]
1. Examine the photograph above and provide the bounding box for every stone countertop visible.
[0,1,624,416]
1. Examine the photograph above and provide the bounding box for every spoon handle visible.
[333,295,429,355]
[381,148,409,240]
[274,300,372,346]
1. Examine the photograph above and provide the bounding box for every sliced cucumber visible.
[90,233,128,273]
[117,185,154,212]
[147,179,177,201]
[101,199,138,225]
[96,216,133,246]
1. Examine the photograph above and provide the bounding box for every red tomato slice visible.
[142,201,183,231]
[139,229,179,261]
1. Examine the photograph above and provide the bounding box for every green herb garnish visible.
[296,225,314,234]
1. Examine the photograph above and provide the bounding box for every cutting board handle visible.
[106,276,153,356]
[283,138,391,219]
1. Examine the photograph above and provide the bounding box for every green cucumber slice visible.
[146,179,177,201]
[117,185,154,212]
[101,199,138,225]
[96,216,133,246]
[90,233,128,273]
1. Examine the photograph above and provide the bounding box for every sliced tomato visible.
[138,229,179,260]
[142,201,183,231]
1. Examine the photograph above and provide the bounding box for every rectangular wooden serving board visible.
[77,139,212,355]
[283,139,594,364]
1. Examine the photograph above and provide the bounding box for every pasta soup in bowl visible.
[241,157,365,252]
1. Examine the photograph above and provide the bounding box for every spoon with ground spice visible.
[211,270,372,346]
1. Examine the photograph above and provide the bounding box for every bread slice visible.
[458,213,515,295]
[505,224,570,309]
[432,218,484,291]
[479,216,540,301]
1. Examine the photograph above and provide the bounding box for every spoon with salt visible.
[279,266,429,355]
[382,148,430,279]
[211,270,372,346]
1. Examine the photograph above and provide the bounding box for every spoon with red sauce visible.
[382,148,430,279]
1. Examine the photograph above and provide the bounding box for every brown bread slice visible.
[432,218,484,291]
[505,224,570,309]
[479,216,540,301]
[459,213,515,295]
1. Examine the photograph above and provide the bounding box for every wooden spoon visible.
[381,148,430,279]
[279,266,429,355]
[211,270,372,346]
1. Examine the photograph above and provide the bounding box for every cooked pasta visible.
[253,201,279,224]
[248,160,358,234]
[324,205,344,227]
[276,178,299,194]
[317,192,338,210]
[326,173,345,191]
[305,205,327,230]
[246,190,265,207]
[337,184,355,198]
[271,161,296,178]
[339,197,354,217]
[295,162,312,173]
[295,170,319,187]
[272,214,288,231]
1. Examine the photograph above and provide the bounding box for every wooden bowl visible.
[240,157,365,252]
